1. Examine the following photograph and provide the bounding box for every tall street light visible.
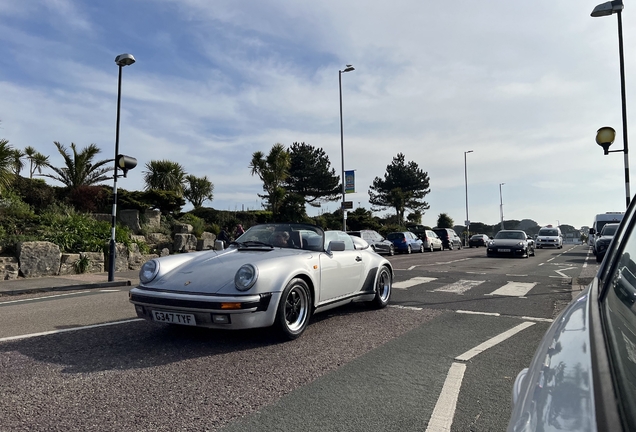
[108,53,136,282]
[592,0,630,208]
[464,150,473,245]
[339,64,355,231]
[499,183,505,231]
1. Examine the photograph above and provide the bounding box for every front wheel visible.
[407,245,412,254]
[419,244,424,253]
[275,278,312,340]
[388,245,395,256]
[370,266,392,308]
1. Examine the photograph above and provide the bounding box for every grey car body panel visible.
[508,286,597,431]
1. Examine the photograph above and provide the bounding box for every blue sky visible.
[1,0,635,229]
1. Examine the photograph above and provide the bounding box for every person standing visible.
[235,224,245,238]
[218,227,231,247]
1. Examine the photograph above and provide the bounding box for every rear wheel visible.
[388,245,395,256]
[275,278,311,340]
[406,245,412,254]
[370,266,392,308]
[419,244,424,253]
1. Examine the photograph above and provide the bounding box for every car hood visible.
[142,247,310,294]
[536,236,558,240]
[489,239,527,246]
[598,235,615,242]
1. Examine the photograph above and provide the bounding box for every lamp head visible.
[115,53,136,67]
[342,64,355,73]
[591,0,623,17]
[596,126,616,155]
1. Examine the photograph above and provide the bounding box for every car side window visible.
[603,223,636,425]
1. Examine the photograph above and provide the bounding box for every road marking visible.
[425,362,466,432]
[456,310,500,317]
[393,277,437,289]
[0,290,91,305]
[433,280,484,295]
[551,266,576,279]
[429,258,472,265]
[427,321,535,431]
[521,316,553,323]
[505,274,528,277]
[486,282,537,298]
[99,289,121,292]
[0,319,143,343]
[389,304,423,311]
[455,321,535,362]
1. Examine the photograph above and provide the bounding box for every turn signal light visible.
[220,302,242,310]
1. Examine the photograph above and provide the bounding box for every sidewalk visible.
[0,269,140,296]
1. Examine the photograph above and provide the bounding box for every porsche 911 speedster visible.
[129,223,393,340]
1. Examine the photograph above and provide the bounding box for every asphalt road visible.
[0,243,595,431]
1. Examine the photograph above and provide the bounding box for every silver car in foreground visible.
[129,223,393,340]
[508,203,636,431]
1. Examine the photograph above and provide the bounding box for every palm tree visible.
[142,160,187,196]
[183,175,214,208]
[24,146,50,178]
[0,139,15,193]
[10,148,25,176]
[42,141,113,188]
[249,143,290,217]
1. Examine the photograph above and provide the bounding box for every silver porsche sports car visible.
[129,223,393,340]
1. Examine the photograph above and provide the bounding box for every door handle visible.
[355,256,362,262]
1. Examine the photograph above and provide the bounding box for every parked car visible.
[386,231,424,254]
[508,200,636,432]
[535,226,563,249]
[432,228,463,250]
[468,234,490,248]
[348,230,394,256]
[589,211,624,254]
[129,223,393,340]
[486,230,535,258]
[420,229,444,251]
[595,222,620,263]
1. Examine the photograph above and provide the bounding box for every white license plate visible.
[152,310,197,326]
[498,248,511,253]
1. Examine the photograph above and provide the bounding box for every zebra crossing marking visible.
[432,279,485,295]
[393,277,437,289]
[485,281,537,298]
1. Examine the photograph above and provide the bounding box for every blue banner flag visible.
[345,170,355,194]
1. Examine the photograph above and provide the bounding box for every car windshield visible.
[494,231,525,240]
[601,224,619,236]
[538,229,558,236]
[236,223,324,251]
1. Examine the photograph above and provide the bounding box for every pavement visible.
[0,269,140,296]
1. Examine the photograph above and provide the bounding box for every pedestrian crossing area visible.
[393,277,540,298]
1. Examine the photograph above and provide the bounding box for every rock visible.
[18,241,61,278]
[173,234,197,252]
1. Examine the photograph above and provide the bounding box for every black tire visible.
[407,245,412,254]
[275,278,312,340]
[429,244,434,252]
[419,244,425,253]
[531,248,535,257]
[389,245,395,256]
[459,243,463,250]
[370,266,392,309]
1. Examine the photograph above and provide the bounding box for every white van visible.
[589,212,624,255]
[536,226,563,249]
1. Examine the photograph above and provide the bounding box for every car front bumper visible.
[129,287,280,330]
[487,246,527,257]
[536,240,560,248]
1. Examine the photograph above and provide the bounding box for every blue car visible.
[386,231,424,254]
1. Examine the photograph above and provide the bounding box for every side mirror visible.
[589,228,596,235]
[214,240,225,250]
[327,241,346,254]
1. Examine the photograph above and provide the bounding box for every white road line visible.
[455,321,535,362]
[389,304,423,311]
[426,321,535,431]
[425,362,467,432]
[551,266,576,278]
[455,310,500,317]
[0,319,143,343]
[393,277,437,289]
[521,316,553,323]
[486,281,537,297]
[0,290,91,305]
[433,280,484,294]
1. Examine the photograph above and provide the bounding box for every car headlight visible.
[517,242,524,246]
[139,259,159,284]
[235,264,258,291]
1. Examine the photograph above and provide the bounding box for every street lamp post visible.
[108,53,136,282]
[499,183,505,231]
[464,150,473,245]
[339,64,355,231]
[592,0,630,208]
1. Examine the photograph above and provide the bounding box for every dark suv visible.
[347,230,395,256]
[432,228,463,250]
